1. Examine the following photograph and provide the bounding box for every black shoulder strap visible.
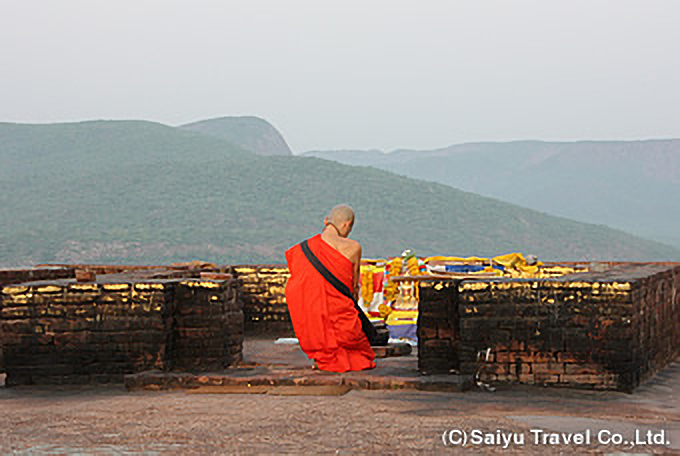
[301,240,354,301]
[300,239,378,343]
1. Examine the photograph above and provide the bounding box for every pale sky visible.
[1,0,679,153]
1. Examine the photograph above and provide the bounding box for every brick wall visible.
[0,277,243,385]
[0,281,175,385]
[417,280,460,375]
[37,264,208,282]
[3,261,677,391]
[631,265,680,385]
[418,263,680,392]
[232,265,292,337]
[172,279,243,371]
[0,267,75,287]
[457,279,627,390]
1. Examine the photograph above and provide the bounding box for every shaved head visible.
[327,204,355,225]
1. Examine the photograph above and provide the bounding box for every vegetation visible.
[180,116,292,156]
[1,121,678,267]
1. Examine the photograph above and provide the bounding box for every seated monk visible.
[284,204,376,373]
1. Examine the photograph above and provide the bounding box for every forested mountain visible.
[1,121,677,267]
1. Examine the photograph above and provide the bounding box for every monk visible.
[284,204,376,373]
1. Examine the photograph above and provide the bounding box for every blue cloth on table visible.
[444,264,504,273]
[387,323,417,342]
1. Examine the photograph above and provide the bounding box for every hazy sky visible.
[2,1,679,153]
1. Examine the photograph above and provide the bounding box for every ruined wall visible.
[0,278,243,385]
[457,279,627,390]
[172,279,243,371]
[232,265,292,337]
[3,260,677,391]
[18,264,294,339]
[0,267,76,373]
[0,281,175,385]
[417,280,460,375]
[418,263,680,392]
[0,267,75,287]
[631,265,680,385]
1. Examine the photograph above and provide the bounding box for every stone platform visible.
[124,339,473,393]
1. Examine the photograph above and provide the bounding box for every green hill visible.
[180,116,292,156]
[1,121,678,267]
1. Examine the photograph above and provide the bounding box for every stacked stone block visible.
[0,281,175,385]
[630,265,680,385]
[232,265,292,336]
[417,280,460,375]
[456,279,627,390]
[417,263,680,392]
[0,275,244,385]
[171,279,243,372]
[0,267,75,287]
[35,264,202,276]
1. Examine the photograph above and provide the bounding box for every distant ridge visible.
[305,139,680,249]
[180,116,292,156]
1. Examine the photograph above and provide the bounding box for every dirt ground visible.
[1,346,679,455]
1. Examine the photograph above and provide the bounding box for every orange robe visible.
[284,234,376,372]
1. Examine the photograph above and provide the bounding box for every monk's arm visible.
[352,243,362,301]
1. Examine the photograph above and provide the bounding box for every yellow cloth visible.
[492,252,543,276]
[424,253,543,278]
[386,309,418,326]
[424,255,489,263]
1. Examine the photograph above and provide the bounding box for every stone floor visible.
[1,340,679,454]
[125,340,470,393]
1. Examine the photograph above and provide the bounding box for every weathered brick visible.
[531,362,565,375]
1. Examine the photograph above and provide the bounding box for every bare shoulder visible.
[345,238,362,261]
[343,238,361,253]
[337,237,361,262]
[344,237,361,247]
